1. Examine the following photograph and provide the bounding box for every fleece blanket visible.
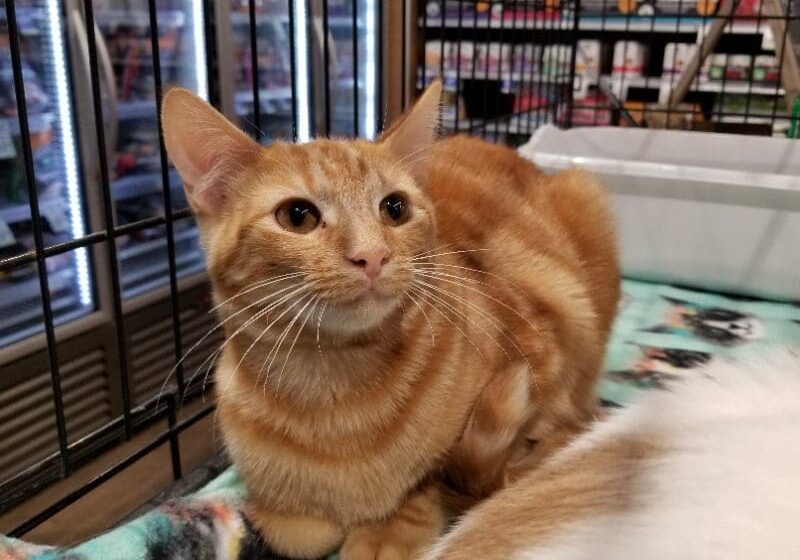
[2,279,799,560]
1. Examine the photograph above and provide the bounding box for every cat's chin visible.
[321,296,402,336]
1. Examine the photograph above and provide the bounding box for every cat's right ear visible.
[162,88,258,216]
[379,79,442,181]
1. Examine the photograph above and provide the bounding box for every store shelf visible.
[442,112,556,135]
[717,115,789,124]
[230,12,351,27]
[693,80,783,95]
[0,265,86,347]
[113,168,182,202]
[577,16,766,34]
[422,15,770,35]
[0,262,72,302]
[0,196,65,226]
[119,226,204,298]
[601,74,785,96]
[0,113,56,136]
[235,88,294,103]
[0,6,45,35]
[118,100,157,121]
[420,15,569,30]
[234,88,295,117]
[94,9,185,29]
[422,70,573,92]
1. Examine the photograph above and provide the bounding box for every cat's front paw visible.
[340,486,444,560]
[339,527,411,560]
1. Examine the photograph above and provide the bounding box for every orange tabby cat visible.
[161,82,619,560]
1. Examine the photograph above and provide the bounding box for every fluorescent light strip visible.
[293,0,311,143]
[364,0,378,139]
[46,0,91,307]
[192,0,208,100]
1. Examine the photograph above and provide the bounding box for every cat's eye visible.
[380,193,410,226]
[275,199,320,233]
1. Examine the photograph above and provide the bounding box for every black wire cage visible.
[0,0,798,542]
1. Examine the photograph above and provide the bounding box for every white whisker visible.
[184,283,310,403]
[404,289,437,346]
[413,262,529,295]
[413,276,525,359]
[316,300,329,356]
[412,275,539,397]
[157,277,307,407]
[411,285,487,359]
[233,286,313,385]
[259,293,317,394]
[413,269,540,334]
[411,242,456,260]
[210,271,306,313]
[274,296,320,393]
[411,248,490,262]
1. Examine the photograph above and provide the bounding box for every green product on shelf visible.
[788,94,800,139]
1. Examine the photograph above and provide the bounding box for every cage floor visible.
[2,279,799,559]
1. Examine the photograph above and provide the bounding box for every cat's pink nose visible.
[349,245,391,281]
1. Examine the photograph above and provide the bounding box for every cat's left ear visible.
[378,80,442,181]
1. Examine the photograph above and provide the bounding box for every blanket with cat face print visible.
[600,280,800,406]
[2,279,799,560]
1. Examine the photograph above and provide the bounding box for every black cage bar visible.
[1,0,798,541]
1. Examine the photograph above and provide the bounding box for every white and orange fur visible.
[161,82,619,559]
[424,349,800,560]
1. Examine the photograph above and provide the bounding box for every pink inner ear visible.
[162,88,259,215]
[380,81,442,177]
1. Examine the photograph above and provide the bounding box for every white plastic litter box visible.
[520,126,800,301]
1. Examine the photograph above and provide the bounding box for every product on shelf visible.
[575,40,601,97]
[106,25,182,102]
[622,101,708,129]
[502,0,567,18]
[425,1,567,24]
[612,41,646,77]
[230,0,294,14]
[734,0,764,17]
[425,1,503,21]
[727,55,753,82]
[576,40,601,77]
[708,54,726,80]
[231,14,293,123]
[115,127,161,179]
[708,54,752,82]
[663,43,702,78]
[0,64,50,117]
[514,91,549,114]
[560,91,612,126]
[753,55,780,84]
[423,40,513,81]
[715,93,788,119]
[581,0,718,16]
[0,45,61,205]
[510,43,542,76]
[477,42,512,76]
[542,45,573,77]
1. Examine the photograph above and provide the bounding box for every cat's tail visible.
[422,348,800,560]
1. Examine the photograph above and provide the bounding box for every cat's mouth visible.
[340,284,398,304]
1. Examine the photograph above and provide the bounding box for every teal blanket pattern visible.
[3,279,799,560]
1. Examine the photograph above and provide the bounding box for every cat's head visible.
[162,82,442,336]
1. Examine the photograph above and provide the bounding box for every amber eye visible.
[380,193,410,225]
[275,199,320,233]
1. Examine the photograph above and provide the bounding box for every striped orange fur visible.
[161,82,619,559]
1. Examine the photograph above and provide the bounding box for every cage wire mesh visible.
[0,0,799,539]
[418,0,800,138]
